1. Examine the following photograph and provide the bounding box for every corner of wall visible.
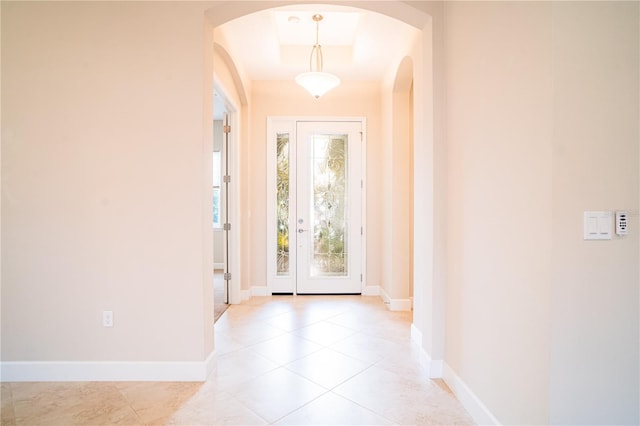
[380,287,412,311]
[443,363,501,425]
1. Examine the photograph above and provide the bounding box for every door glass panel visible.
[276,133,290,276]
[310,134,348,277]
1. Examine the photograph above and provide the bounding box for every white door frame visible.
[266,116,367,295]
[214,79,241,304]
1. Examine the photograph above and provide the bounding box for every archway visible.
[203,1,444,375]
[212,42,246,306]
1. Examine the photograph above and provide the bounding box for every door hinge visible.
[224,272,232,281]
[223,175,231,183]
[360,274,363,282]
[223,125,231,134]
[223,223,231,231]
[361,227,363,235]
[361,180,363,189]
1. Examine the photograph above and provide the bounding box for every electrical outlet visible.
[102,310,113,327]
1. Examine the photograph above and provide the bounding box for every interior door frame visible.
[214,80,241,304]
[266,116,367,296]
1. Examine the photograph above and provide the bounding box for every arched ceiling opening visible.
[210,3,424,82]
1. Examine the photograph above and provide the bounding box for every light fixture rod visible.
[310,14,324,73]
[314,14,322,43]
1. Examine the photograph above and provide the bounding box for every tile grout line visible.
[267,389,333,425]
[8,383,16,425]
[225,391,272,426]
[113,383,145,425]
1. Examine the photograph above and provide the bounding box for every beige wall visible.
[380,57,414,301]
[444,3,553,422]
[1,2,214,362]
[444,1,638,424]
[549,2,639,423]
[247,80,383,291]
[404,1,446,363]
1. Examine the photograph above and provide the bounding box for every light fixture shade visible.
[295,71,340,99]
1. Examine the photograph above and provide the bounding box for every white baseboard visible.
[204,349,216,379]
[1,350,216,382]
[380,287,412,311]
[251,286,268,297]
[410,323,423,345]
[430,359,444,378]
[240,286,269,301]
[362,285,380,296]
[443,363,500,425]
[241,289,251,301]
[410,326,443,379]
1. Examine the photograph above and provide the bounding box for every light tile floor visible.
[1,295,474,425]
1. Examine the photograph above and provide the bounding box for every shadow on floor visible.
[214,270,228,322]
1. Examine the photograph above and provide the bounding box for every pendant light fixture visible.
[295,14,340,99]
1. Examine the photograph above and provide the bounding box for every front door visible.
[267,118,364,294]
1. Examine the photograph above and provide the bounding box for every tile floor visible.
[1,295,474,425]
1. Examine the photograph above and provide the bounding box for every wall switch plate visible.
[584,211,612,240]
[616,211,628,235]
[102,310,113,327]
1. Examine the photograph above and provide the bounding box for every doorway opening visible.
[213,86,238,320]
[207,1,442,370]
[213,90,228,320]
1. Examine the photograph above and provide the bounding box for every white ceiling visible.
[218,4,419,82]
